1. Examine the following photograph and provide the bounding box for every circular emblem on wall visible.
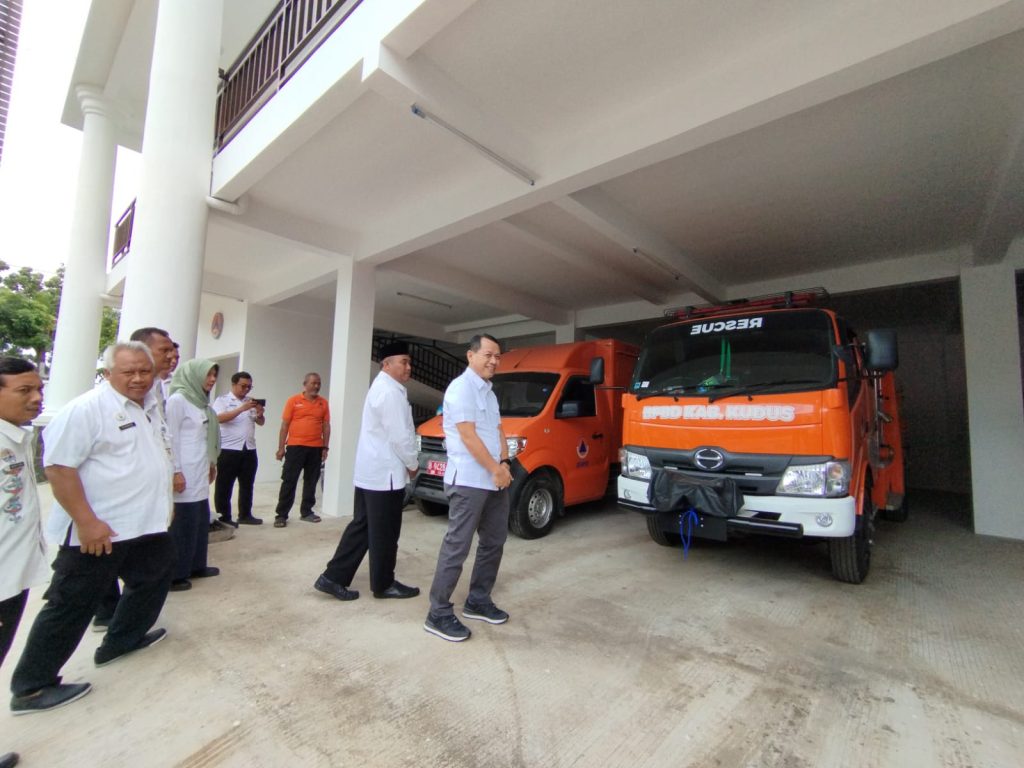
[211,312,224,339]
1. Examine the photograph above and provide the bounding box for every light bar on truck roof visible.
[666,287,830,319]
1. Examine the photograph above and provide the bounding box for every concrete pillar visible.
[44,85,117,416]
[554,313,580,344]
[118,0,224,358]
[960,264,1024,540]
[322,258,376,517]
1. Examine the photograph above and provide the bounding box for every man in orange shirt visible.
[273,373,330,528]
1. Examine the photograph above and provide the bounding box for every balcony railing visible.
[215,0,364,151]
[111,198,135,268]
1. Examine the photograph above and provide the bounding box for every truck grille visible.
[644,447,833,496]
[416,474,445,492]
[420,436,445,453]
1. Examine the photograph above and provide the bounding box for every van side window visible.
[556,376,596,418]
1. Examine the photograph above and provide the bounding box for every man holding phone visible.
[212,372,265,526]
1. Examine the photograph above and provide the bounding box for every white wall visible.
[242,303,334,484]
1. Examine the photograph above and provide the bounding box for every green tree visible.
[0,261,57,372]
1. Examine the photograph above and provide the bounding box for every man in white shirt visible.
[9,342,174,714]
[212,371,265,526]
[424,334,513,642]
[0,358,54,756]
[315,342,420,601]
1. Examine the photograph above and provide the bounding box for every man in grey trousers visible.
[424,334,513,642]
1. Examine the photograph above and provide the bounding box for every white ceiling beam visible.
[492,219,670,305]
[729,245,969,300]
[362,43,538,181]
[382,261,569,326]
[973,98,1024,264]
[555,189,725,303]
[374,309,454,342]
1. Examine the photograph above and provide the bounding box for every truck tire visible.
[829,485,872,583]
[646,515,682,547]
[509,472,560,539]
[415,499,449,517]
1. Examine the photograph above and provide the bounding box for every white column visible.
[554,312,580,344]
[960,264,1024,540]
[118,0,224,358]
[322,258,376,517]
[44,85,117,416]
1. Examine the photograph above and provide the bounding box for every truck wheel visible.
[509,472,560,539]
[646,515,682,547]
[415,499,448,517]
[881,495,908,523]
[829,487,873,583]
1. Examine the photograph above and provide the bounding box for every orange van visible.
[617,290,906,583]
[410,339,638,538]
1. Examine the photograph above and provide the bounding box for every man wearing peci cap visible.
[314,341,420,602]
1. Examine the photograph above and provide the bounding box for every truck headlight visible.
[776,461,850,497]
[620,448,652,480]
[416,434,422,452]
[506,436,527,458]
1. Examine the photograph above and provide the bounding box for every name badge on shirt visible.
[118,422,137,431]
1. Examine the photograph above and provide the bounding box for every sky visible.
[0,0,139,279]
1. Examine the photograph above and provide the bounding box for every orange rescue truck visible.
[617,290,906,583]
[410,339,638,539]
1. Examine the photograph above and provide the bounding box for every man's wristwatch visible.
[500,458,512,467]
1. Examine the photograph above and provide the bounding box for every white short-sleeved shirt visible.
[0,419,49,602]
[212,392,258,450]
[443,367,502,491]
[43,381,173,546]
[166,393,213,503]
[353,371,418,491]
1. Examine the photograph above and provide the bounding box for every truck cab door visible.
[551,375,610,504]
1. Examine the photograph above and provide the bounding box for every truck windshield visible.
[631,309,837,399]
[492,372,560,417]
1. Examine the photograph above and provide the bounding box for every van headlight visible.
[776,461,850,497]
[416,434,422,452]
[620,448,652,480]
[506,436,527,458]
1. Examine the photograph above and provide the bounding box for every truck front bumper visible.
[618,476,857,539]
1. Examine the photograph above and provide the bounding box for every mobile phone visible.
[252,398,267,407]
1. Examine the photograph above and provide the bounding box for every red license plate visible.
[426,460,447,477]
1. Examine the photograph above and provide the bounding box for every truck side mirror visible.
[589,356,605,385]
[557,401,581,418]
[865,329,898,372]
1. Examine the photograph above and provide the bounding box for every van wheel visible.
[829,485,873,583]
[509,472,560,539]
[646,515,682,547]
[415,499,448,517]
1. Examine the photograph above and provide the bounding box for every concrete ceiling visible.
[79,0,1024,341]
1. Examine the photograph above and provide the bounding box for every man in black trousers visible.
[314,341,420,601]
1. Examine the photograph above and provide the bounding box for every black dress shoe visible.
[218,517,239,528]
[169,579,192,592]
[191,567,220,578]
[373,580,420,599]
[0,751,18,768]
[10,682,92,715]
[314,575,359,601]
[95,628,167,667]
[237,515,263,525]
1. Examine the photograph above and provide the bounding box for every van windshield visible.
[631,309,837,399]
[492,372,560,417]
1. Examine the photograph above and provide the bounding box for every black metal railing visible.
[215,0,363,150]
[372,335,464,394]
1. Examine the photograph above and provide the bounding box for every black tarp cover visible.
[649,468,744,518]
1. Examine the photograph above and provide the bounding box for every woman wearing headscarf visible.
[166,359,221,591]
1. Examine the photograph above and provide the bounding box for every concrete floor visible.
[1,483,1022,767]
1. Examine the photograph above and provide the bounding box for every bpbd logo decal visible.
[576,439,590,468]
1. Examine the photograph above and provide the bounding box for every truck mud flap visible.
[649,468,744,519]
